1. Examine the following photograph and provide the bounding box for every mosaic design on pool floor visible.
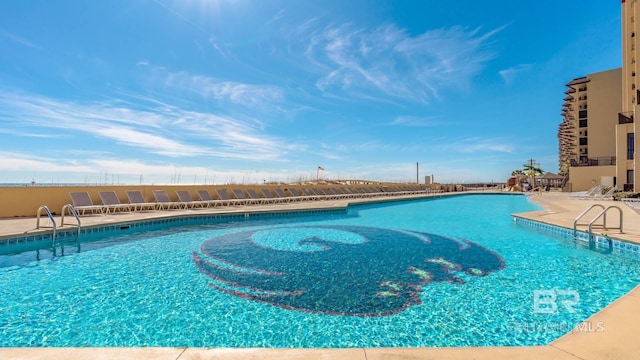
[193,225,505,317]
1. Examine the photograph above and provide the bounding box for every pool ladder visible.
[61,204,82,239]
[573,204,623,241]
[36,205,57,244]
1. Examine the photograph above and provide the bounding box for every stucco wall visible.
[568,165,616,192]
[0,183,441,218]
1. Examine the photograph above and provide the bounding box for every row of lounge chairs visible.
[569,185,617,200]
[68,185,433,215]
[621,198,640,214]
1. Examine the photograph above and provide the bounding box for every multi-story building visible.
[620,0,639,191]
[559,69,621,191]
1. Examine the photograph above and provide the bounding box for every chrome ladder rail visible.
[573,204,605,238]
[36,205,57,245]
[588,206,624,240]
[574,204,624,242]
[61,204,82,238]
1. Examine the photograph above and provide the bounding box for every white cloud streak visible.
[0,90,296,160]
[499,64,531,86]
[285,22,503,103]
[441,137,514,153]
[0,30,41,49]
[152,68,284,108]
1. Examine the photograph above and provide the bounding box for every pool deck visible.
[2,191,640,359]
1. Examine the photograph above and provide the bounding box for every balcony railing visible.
[570,156,616,167]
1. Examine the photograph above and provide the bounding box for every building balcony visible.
[619,111,634,124]
[569,156,616,167]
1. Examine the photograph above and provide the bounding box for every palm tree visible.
[523,164,544,188]
[511,169,527,184]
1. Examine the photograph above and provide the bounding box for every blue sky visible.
[0,0,621,185]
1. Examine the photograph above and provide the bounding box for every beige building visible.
[620,0,640,191]
[559,69,621,192]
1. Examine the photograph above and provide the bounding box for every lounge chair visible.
[152,190,184,210]
[622,198,640,214]
[355,187,374,197]
[366,187,385,197]
[307,188,326,200]
[594,186,617,200]
[195,190,225,207]
[125,190,159,211]
[261,189,289,204]
[69,192,105,215]
[318,188,340,200]
[215,189,245,206]
[333,187,354,199]
[176,190,208,209]
[287,188,309,201]
[231,189,257,205]
[247,189,271,204]
[300,188,324,201]
[273,188,296,202]
[98,191,132,214]
[339,187,358,198]
[570,185,604,199]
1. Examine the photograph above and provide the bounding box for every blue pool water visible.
[1,194,640,347]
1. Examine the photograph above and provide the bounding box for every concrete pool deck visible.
[1,190,640,359]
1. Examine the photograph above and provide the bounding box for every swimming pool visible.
[1,194,640,347]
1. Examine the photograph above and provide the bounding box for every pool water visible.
[1,194,640,347]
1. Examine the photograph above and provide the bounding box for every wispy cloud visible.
[391,115,444,127]
[0,151,302,184]
[0,30,41,49]
[0,152,95,173]
[440,137,514,153]
[0,127,67,138]
[0,91,296,160]
[283,22,503,103]
[499,64,531,86]
[150,67,284,108]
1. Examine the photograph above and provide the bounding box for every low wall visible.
[0,184,442,218]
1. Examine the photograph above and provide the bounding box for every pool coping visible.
[2,191,640,359]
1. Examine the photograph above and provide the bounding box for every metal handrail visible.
[573,204,605,238]
[61,204,82,238]
[36,205,56,244]
[588,206,624,240]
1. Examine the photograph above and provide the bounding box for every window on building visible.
[628,170,635,186]
[579,138,588,146]
[628,133,635,160]
[579,119,588,127]
[578,110,587,119]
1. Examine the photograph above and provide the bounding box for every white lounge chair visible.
[215,189,245,206]
[570,185,604,199]
[195,190,226,207]
[69,192,105,215]
[176,190,208,209]
[622,198,640,214]
[152,190,184,210]
[269,188,294,203]
[98,191,132,214]
[247,189,272,205]
[125,190,159,211]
